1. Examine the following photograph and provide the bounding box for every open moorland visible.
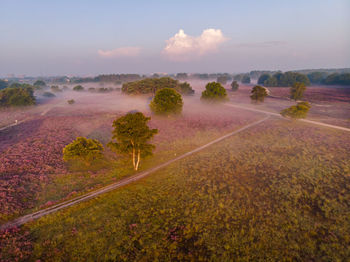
[1,80,349,261]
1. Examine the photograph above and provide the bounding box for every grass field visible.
[2,118,348,261]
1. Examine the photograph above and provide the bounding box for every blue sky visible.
[0,0,349,76]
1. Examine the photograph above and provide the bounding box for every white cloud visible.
[98,47,141,58]
[163,29,228,61]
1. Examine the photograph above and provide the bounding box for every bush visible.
[250,85,268,103]
[201,82,227,102]
[281,101,311,119]
[73,85,84,91]
[42,92,55,98]
[33,80,46,87]
[51,86,62,92]
[88,87,96,92]
[150,88,183,115]
[0,87,36,107]
[63,137,104,166]
[67,99,75,105]
[231,81,239,91]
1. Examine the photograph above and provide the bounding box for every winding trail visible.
[0,115,270,230]
[224,103,350,132]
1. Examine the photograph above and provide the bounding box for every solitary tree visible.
[201,82,227,102]
[150,88,183,115]
[108,112,158,170]
[281,101,311,119]
[63,137,104,166]
[250,85,268,103]
[231,80,239,91]
[290,82,306,101]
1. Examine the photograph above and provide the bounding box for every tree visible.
[257,74,270,85]
[150,88,183,115]
[63,137,104,166]
[290,82,306,101]
[0,80,8,90]
[250,85,268,103]
[108,112,158,170]
[231,81,239,91]
[176,82,194,95]
[67,99,75,104]
[73,85,84,91]
[33,80,46,87]
[0,87,36,107]
[42,92,55,98]
[281,101,311,119]
[241,75,251,84]
[51,85,62,92]
[201,82,227,102]
[217,76,228,85]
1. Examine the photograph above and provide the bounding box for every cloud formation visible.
[163,29,228,61]
[98,47,141,58]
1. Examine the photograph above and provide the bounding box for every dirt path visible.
[224,103,350,132]
[0,115,270,230]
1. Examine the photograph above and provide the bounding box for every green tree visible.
[0,79,8,90]
[250,85,268,103]
[108,112,158,170]
[33,80,46,87]
[257,74,270,85]
[150,88,183,115]
[201,82,227,102]
[290,82,306,101]
[73,85,84,91]
[281,101,311,119]
[231,80,239,91]
[63,137,104,166]
[241,75,251,84]
[0,87,36,107]
[176,82,194,95]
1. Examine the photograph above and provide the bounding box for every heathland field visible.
[23,119,350,261]
[1,81,350,261]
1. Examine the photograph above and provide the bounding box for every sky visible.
[0,0,349,76]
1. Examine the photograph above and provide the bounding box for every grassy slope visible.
[26,119,350,261]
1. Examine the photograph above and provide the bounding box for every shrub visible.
[201,82,227,102]
[150,88,183,115]
[177,82,195,95]
[51,85,62,92]
[42,92,55,98]
[73,85,84,91]
[281,101,311,119]
[63,137,104,166]
[33,80,46,87]
[88,87,96,92]
[67,99,75,105]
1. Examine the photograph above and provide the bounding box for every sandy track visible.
[0,115,270,230]
[224,103,350,132]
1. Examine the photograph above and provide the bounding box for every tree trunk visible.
[135,149,141,170]
[132,147,136,170]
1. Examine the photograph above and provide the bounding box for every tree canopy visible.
[281,101,311,119]
[73,85,84,91]
[290,82,306,101]
[150,88,183,115]
[231,80,239,91]
[108,112,158,170]
[0,87,36,107]
[33,80,46,87]
[0,80,8,90]
[241,75,251,84]
[322,73,350,86]
[201,82,227,102]
[63,137,104,165]
[250,85,268,103]
[122,77,194,95]
[260,72,310,87]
